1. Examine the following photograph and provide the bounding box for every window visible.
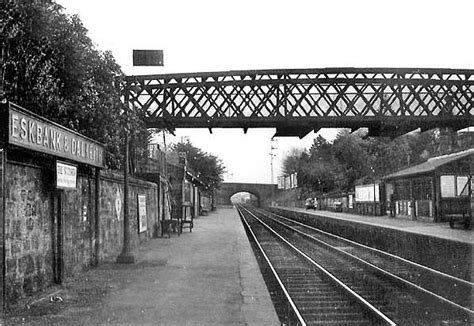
[440,175,471,198]
[441,175,456,198]
[457,176,469,196]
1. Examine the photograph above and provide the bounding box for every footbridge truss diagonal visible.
[123,68,473,138]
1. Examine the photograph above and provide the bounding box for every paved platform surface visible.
[5,207,279,325]
[280,207,474,244]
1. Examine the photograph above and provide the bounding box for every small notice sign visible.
[137,195,147,233]
[56,161,77,190]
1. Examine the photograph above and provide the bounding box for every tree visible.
[1,1,148,168]
[171,140,226,191]
[281,147,304,175]
[332,130,374,190]
[279,127,470,197]
[280,135,342,195]
[297,151,339,194]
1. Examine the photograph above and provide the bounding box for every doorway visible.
[0,148,5,311]
[51,191,63,284]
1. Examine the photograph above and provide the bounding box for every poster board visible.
[137,195,147,233]
[277,176,284,189]
[291,172,298,189]
[355,183,380,202]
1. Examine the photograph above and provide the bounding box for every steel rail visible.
[264,208,474,288]
[239,205,396,326]
[256,208,474,316]
[236,206,307,326]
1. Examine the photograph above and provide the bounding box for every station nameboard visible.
[6,103,105,168]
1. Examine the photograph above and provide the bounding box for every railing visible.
[123,68,473,136]
[134,144,167,175]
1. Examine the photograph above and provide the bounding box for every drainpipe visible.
[94,167,100,265]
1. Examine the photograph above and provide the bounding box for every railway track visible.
[237,205,473,325]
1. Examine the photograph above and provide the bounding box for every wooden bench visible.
[446,213,471,230]
[181,216,193,232]
[161,219,181,237]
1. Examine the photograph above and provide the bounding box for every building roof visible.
[384,148,474,179]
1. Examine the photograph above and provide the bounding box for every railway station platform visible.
[282,207,474,244]
[271,206,473,281]
[5,207,279,325]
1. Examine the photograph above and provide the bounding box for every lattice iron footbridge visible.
[122,68,473,138]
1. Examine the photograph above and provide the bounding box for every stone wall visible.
[98,170,159,261]
[4,163,54,304]
[0,148,5,307]
[3,160,159,307]
[62,175,96,278]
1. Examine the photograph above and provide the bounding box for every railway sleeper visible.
[302,311,369,321]
[292,293,352,300]
[286,286,342,292]
[298,306,364,314]
[292,300,355,308]
[304,320,373,325]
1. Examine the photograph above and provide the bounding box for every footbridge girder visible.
[123,68,473,137]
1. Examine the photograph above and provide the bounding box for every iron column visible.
[117,87,135,264]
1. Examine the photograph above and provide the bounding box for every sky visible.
[57,0,474,184]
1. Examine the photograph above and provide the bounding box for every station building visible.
[384,148,473,222]
[166,152,213,232]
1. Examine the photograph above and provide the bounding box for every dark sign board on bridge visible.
[133,50,164,66]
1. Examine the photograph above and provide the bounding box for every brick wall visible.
[3,161,159,307]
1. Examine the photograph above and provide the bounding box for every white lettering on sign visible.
[8,105,105,167]
[56,161,77,189]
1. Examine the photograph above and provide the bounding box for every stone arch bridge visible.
[215,182,280,207]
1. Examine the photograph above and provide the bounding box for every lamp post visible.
[1,40,5,101]
[117,49,163,263]
[117,85,136,264]
[269,138,278,206]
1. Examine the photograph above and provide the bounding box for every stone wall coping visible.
[100,169,158,189]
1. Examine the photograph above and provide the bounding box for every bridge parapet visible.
[215,182,279,207]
